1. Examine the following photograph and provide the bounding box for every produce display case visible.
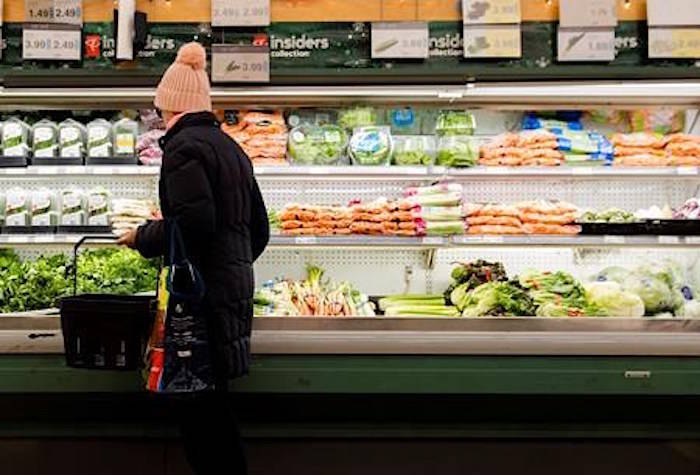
[2,81,700,400]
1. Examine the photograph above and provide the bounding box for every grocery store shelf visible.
[3,234,700,248]
[1,81,700,110]
[3,316,700,356]
[3,165,700,180]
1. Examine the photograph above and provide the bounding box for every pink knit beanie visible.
[155,42,212,113]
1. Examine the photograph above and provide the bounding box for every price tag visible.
[7,235,26,244]
[295,236,318,245]
[462,0,521,24]
[482,235,504,243]
[421,237,443,246]
[36,166,58,174]
[463,24,521,58]
[647,0,700,27]
[604,235,625,244]
[211,0,270,27]
[211,45,270,83]
[649,28,700,59]
[678,166,699,176]
[685,237,700,245]
[25,0,83,25]
[558,28,615,62]
[484,166,509,174]
[658,236,680,245]
[371,22,429,59]
[572,167,594,175]
[23,24,81,61]
[559,0,617,28]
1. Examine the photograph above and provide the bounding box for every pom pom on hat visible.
[176,42,206,71]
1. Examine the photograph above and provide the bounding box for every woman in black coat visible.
[118,42,269,474]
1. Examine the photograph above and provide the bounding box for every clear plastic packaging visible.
[435,110,476,136]
[113,118,138,157]
[392,136,435,166]
[31,119,59,158]
[58,119,86,158]
[30,188,58,226]
[5,187,29,226]
[348,126,393,166]
[386,107,422,135]
[3,118,30,157]
[87,119,113,158]
[338,107,377,130]
[60,188,86,226]
[435,135,479,168]
[87,188,112,226]
[288,124,348,165]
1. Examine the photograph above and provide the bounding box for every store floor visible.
[1,439,700,474]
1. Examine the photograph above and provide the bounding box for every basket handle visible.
[71,235,119,296]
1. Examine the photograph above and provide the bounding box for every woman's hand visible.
[116,228,138,249]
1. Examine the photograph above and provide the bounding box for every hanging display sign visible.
[647,0,700,26]
[211,0,270,27]
[211,44,270,83]
[22,23,82,61]
[462,0,521,25]
[25,0,83,26]
[559,0,617,28]
[648,28,700,58]
[371,22,429,59]
[558,28,615,62]
[463,24,521,58]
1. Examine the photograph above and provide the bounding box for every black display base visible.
[648,220,700,236]
[2,226,57,234]
[85,156,138,166]
[57,225,112,234]
[577,222,650,236]
[32,157,85,166]
[0,156,29,168]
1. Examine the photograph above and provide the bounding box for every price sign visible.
[371,22,429,59]
[558,28,615,62]
[23,24,81,61]
[463,24,521,58]
[211,0,270,27]
[26,0,83,25]
[462,0,520,24]
[559,0,616,28]
[647,0,700,27]
[649,28,700,58]
[211,45,270,83]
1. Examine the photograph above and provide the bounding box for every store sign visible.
[463,24,521,58]
[649,28,700,58]
[462,0,521,25]
[371,22,429,59]
[211,44,270,83]
[557,28,615,62]
[23,24,82,61]
[559,0,617,28]
[647,0,700,27]
[25,0,83,26]
[211,0,270,27]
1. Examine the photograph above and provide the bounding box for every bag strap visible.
[166,219,206,300]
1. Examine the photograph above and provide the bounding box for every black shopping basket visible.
[60,236,156,370]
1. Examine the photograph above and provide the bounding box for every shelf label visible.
[559,0,617,28]
[572,167,594,175]
[23,24,81,61]
[647,0,700,27]
[462,0,521,24]
[658,236,680,245]
[295,236,318,245]
[677,166,699,176]
[371,22,429,59]
[685,237,700,245]
[482,235,505,243]
[603,235,625,244]
[25,0,83,25]
[6,235,26,244]
[211,0,270,27]
[421,237,443,246]
[484,166,509,174]
[649,28,700,59]
[463,24,521,58]
[558,28,615,62]
[211,45,270,83]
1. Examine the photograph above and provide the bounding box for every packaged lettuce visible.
[392,136,434,166]
[435,110,476,136]
[113,118,138,156]
[288,124,348,165]
[5,187,29,226]
[30,188,58,226]
[338,107,377,130]
[31,120,58,158]
[60,188,86,226]
[3,118,30,157]
[435,135,479,167]
[348,126,393,166]
[58,119,86,158]
[87,188,111,226]
[87,119,113,158]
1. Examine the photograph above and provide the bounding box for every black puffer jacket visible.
[135,111,269,379]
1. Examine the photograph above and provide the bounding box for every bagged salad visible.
[348,126,393,166]
[5,187,29,226]
[32,120,58,158]
[435,135,479,167]
[3,118,30,157]
[392,136,434,166]
[113,118,138,157]
[87,119,113,158]
[87,188,111,226]
[60,188,86,226]
[59,119,86,158]
[435,110,476,136]
[338,107,377,130]
[288,124,348,165]
[30,188,58,226]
